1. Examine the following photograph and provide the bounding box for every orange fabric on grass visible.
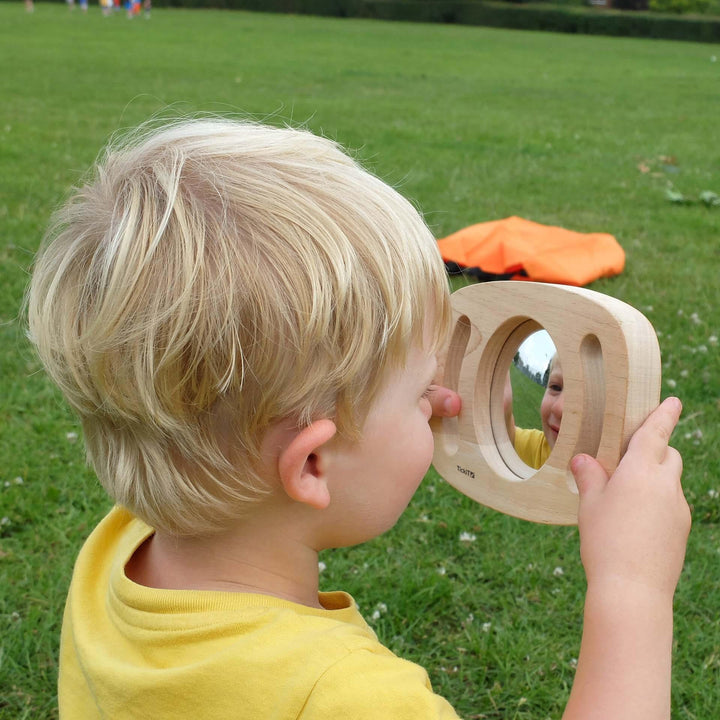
[437,216,625,286]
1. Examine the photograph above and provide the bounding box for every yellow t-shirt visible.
[513,427,551,470]
[59,507,460,719]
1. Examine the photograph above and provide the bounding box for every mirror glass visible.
[505,330,562,470]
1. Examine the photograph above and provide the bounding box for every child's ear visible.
[277,419,337,510]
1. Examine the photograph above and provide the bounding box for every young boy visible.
[28,118,690,719]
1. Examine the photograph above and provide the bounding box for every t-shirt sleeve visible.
[299,647,462,719]
[513,427,549,470]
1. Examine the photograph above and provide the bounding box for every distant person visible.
[28,118,689,720]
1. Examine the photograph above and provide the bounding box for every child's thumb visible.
[570,453,608,501]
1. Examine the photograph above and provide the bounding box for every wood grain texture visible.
[431,282,661,524]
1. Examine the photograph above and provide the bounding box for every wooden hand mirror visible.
[431,281,661,525]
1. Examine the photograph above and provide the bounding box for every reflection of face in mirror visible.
[504,331,562,470]
[540,355,563,449]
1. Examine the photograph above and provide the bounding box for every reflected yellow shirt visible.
[513,427,551,470]
[59,507,459,719]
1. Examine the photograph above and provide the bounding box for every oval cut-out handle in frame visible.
[431,282,661,525]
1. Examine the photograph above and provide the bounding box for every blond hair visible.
[27,118,450,536]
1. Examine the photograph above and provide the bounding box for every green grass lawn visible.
[1,4,719,718]
[509,363,546,432]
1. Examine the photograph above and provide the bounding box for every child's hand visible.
[571,397,690,598]
[426,385,462,419]
[564,398,690,720]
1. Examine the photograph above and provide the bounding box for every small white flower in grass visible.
[707,489,718,499]
[690,312,701,325]
[677,309,684,316]
[318,561,326,573]
[667,379,677,389]
[570,657,578,668]
[0,517,9,526]
[13,477,23,485]
[11,611,21,622]
[459,531,477,543]
[370,602,388,622]
[698,345,708,353]
[680,369,689,378]
[709,335,718,346]
[437,566,446,576]
[66,431,79,443]
[466,613,474,624]
[482,622,492,633]
[553,566,564,577]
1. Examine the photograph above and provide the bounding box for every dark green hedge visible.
[148,0,720,42]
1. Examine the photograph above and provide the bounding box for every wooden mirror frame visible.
[431,282,661,525]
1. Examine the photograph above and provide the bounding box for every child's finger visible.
[428,385,461,418]
[663,445,684,479]
[571,453,609,502]
[627,397,682,463]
